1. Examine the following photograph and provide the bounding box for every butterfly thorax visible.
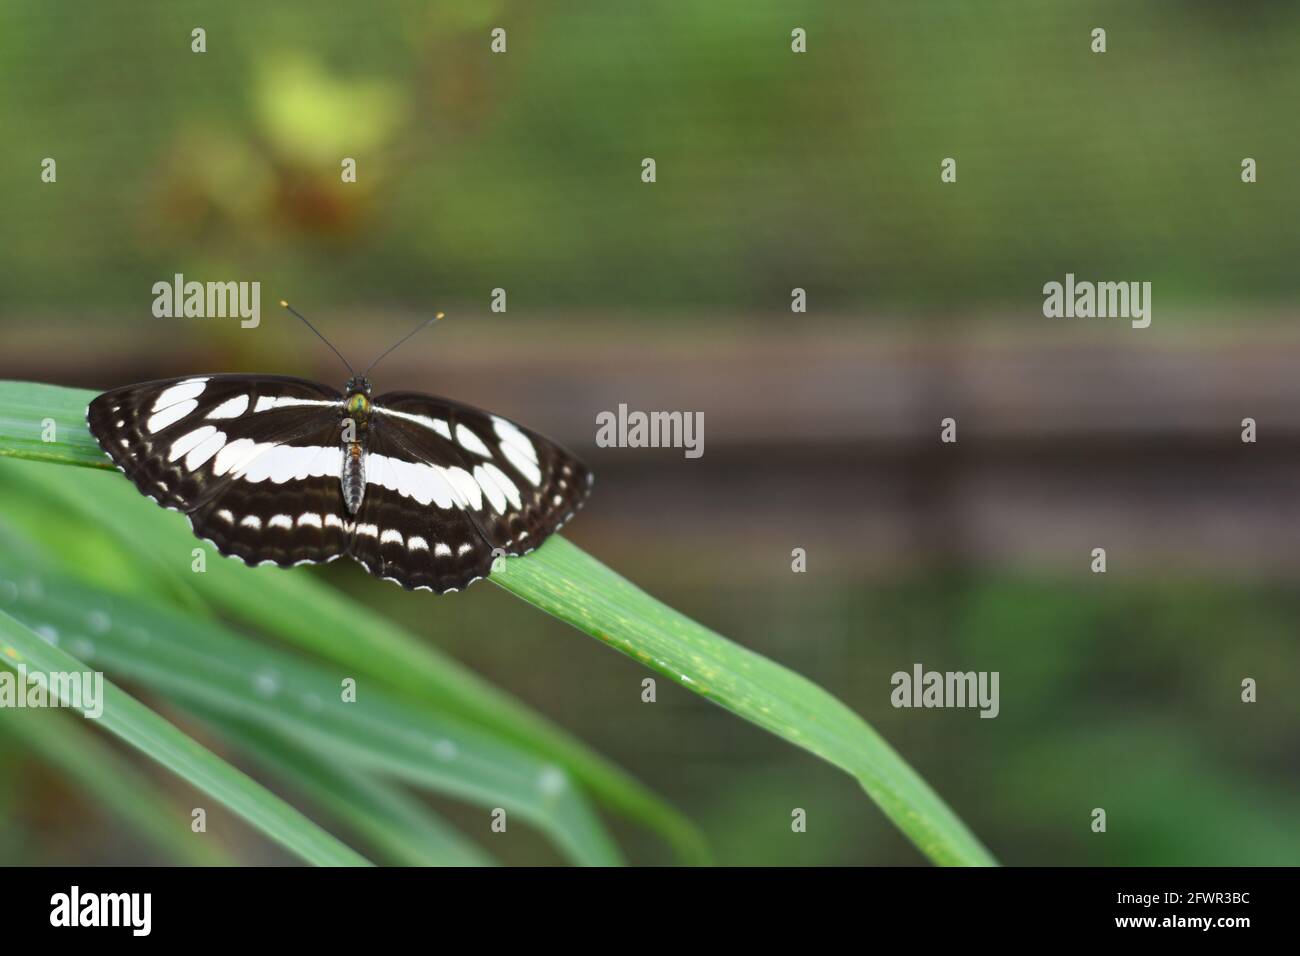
[341,386,371,514]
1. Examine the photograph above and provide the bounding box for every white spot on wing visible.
[480,462,522,510]
[207,394,250,419]
[146,399,198,434]
[237,444,340,484]
[493,416,538,463]
[268,514,293,530]
[168,425,217,462]
[500,441,542,486]
[365,452,458,509]
[253,395,340,413]
[151,379,207,412]
[474,464,507,514]
[375,406,452,440]
[213,438,262,477]
[456,423,492,457]
[185,429,227,471]
[445,466,483,510]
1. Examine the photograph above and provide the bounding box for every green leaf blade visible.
[495,537,997,867]
[0,608,371,867]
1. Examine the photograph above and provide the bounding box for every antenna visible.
[279,300,355,376]
[362,312,445,377]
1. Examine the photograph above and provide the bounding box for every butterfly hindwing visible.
[184,430,353,568]
[87,375,351,566]
[348,458,497,593]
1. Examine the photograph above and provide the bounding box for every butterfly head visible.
[344,377,373,421]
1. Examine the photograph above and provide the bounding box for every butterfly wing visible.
[87,375,352,567]
[350,392,593,592]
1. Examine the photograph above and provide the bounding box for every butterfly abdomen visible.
[341,390,371,515]
[342,440,366,514]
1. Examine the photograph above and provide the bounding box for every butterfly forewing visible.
[87,375,350,565]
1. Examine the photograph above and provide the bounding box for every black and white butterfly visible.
[85,306,592,594]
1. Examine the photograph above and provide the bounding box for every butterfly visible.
[85,303,592,593]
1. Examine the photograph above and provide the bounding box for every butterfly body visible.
[86,373,592,593]
[340,378,372,514]
[342,439,366,514]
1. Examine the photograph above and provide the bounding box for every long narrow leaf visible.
[0,705,233,866]
[495,537,996,866]
[0,608,371,866]
[192,714,494,867]
[0,559,622,866]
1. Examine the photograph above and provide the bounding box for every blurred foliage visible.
[1,0,1298,317]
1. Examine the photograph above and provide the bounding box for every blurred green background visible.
[1,0,1298,865]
